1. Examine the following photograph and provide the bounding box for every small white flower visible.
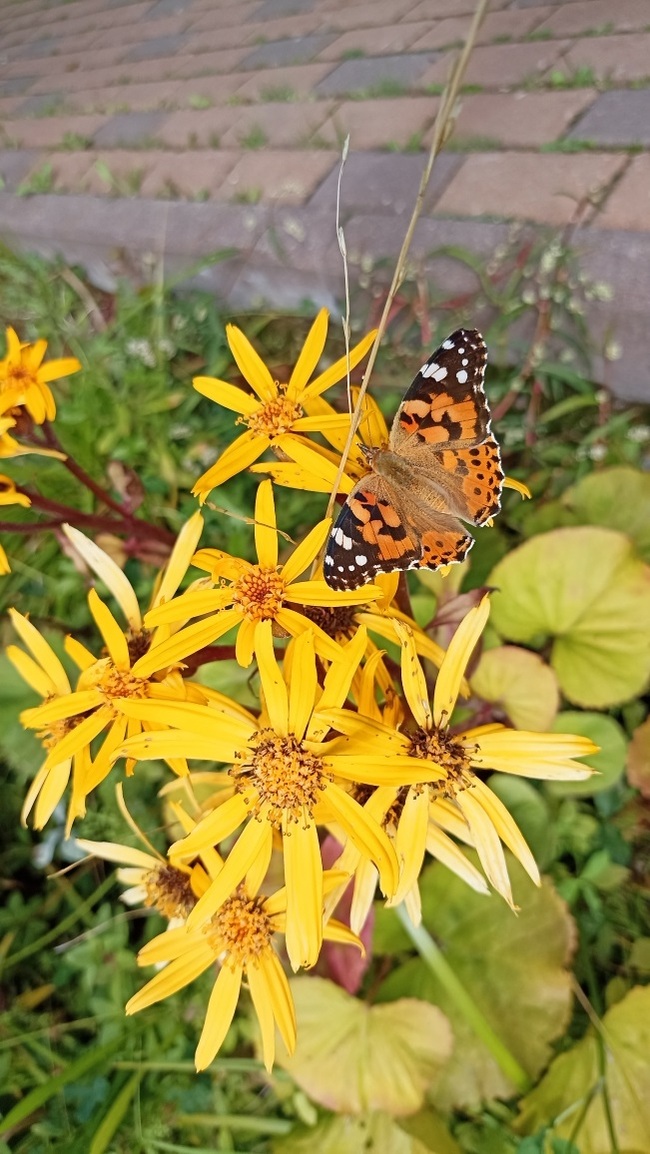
[604,339,622,362]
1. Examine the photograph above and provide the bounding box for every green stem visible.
[395,904,531,1094]
[0,873,115,976]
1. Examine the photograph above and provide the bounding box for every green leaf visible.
[562,467,650,561]
[544,712,627,797]
[626,716,650,797]
[470,646,559,730]
[488,527,650,708]
[375,859,575,1113]
[516,985,650,1154]
[275,979,452,1117]
[272,1112,436,1154]
[0,1039,122,1137]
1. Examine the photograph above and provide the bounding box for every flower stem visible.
[395,903,531,1093]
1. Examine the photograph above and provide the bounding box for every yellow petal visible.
[21,689,102,727]
[469,777,540,887]
[287,629,317,740]
[330,753,441,787]
[253,478,278,569]
[258,949,297,1057]
[235,615,257,668]
[350,857,379,935]
[226,323,276,402]
[504,476,532,500]
[113,698,253,743]
[126,945,214,1015]
[425,823,490,895]
[275,606,342,663]
[255,619,288,734]
[132,607,242,678]
[186,817,273,928]
[433,595,491,727]
[8,608,71,695]
[145,587,232,627]
[454,786,515,907]
[308,625,368,740]
[390,786,430,906]
[302,327,377,399]
[151,510,204,610]
[38,356,81,383]
[271,434,356,495]
[6,644,60,698]
[115,729,239,765]
[23,759,70,829]
[193,375,258,415]
[465,730,597,780]
[75,839,158,870]
[88,588,130,670]
[192,430,269,499]
[195,963,243,1070]
[63,526,142,632]
[280,517,331,586]
[288,308,329,397]
[170,792,253,862]
[286,578,381,607]
[283,813,323,971]
[395,620,432,731]
[324,781,398,897]
[248,954,291,1069]
[65,636,96,671]
[41,706,112,772]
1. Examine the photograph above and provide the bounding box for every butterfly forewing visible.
[390,328,490,452]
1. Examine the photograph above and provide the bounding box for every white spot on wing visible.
[421,361,439,378]
[456,369,468,384]
[355,554,367,565]
[442,339,454,350]
[432,365,447,381]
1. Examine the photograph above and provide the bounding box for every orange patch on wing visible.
[440,438,503,524]
[419,527,472,568]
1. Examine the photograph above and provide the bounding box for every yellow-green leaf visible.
[272,1112,438,1154]
[545,712,627,797]
[276,978,452,1117]
[488,527,650,708]
[471,645,559,731]
[562,466,650,561]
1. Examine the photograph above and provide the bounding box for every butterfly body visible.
[324,328,504,591]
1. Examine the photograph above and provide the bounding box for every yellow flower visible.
[125,838,359,1072]
[8,513,245,830]
[111,622,440,970]
[318,596,598,911]
[76,784,196,920]
[144,479,378,667]
[191,309,376,500]
[0,473,31,574]
[0,327,81,423]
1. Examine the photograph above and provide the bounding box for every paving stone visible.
[410,7,552,50]
[575,227,650,402]
[254,0,319,17]
[0,113,107,149]
[0,97,28,119]
[219,102,336,149]
[8,37,61,60]
[222,149,338,204]
[139,150,241,198]
[452,89,596,148]
[87,15,189,49]
[183,27,258,53]
[314,53,439,98]
[535,0,650,36]
[188,4,286,34]
[175,74,254,107]
[70,81,184,115]
[170,50,251,79]
[123,34,189,62]
[309,151,462,216]
[155,107,243,148]
[0,149,41,192]
[250,207,347,276]
[322,97,438,151]
[512,0,565,8]
[146,0,196,14]
[0,75,37,97]
[14,92,68,116]
[561,34,650,84]
[423,39,569,89]
[595,156,650,230]
[325,0,427,32]
[234,63,333,101]
[567,90,650,147]
[240,35,336,71]
[433,151,625,226]
[46,151,97,191]
[92,110,170,148]
[318,24,433,60]
[80,149,163,195]
[236,14,323,41]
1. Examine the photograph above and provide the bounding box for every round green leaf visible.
[627,716,650,797]
[470,645,559,730]
[562,467,650,561]
[545,712,627,797]
[375,858,575,1113]
[272,1112,436,1154]
[488,527,650,708]
[516,985,650,1153]
[275,979,452,1117]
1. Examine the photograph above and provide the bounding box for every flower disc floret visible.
[235,729,330,825]
[80,658,149,707]
[144,865,196,920]
[204,890,274,965]
[244,391,303,438]
[409,728,473,788]
[232,566,286,621]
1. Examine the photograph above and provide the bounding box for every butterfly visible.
[323,328,504,591]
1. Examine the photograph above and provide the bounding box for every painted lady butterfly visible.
[323,328,504,591]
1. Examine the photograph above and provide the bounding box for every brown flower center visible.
[244,388,303,439]
[203,889,274,965]
[408,727,472,796]
[143,864,195,919]
[301,603,364,639]
[78,657,150,710]
[233,728,330,825]
[232,566,286,621]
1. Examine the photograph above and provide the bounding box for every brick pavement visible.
[0,0,649,399]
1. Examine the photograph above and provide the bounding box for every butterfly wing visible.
[324,473,473,591]
[389,328,503,525]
